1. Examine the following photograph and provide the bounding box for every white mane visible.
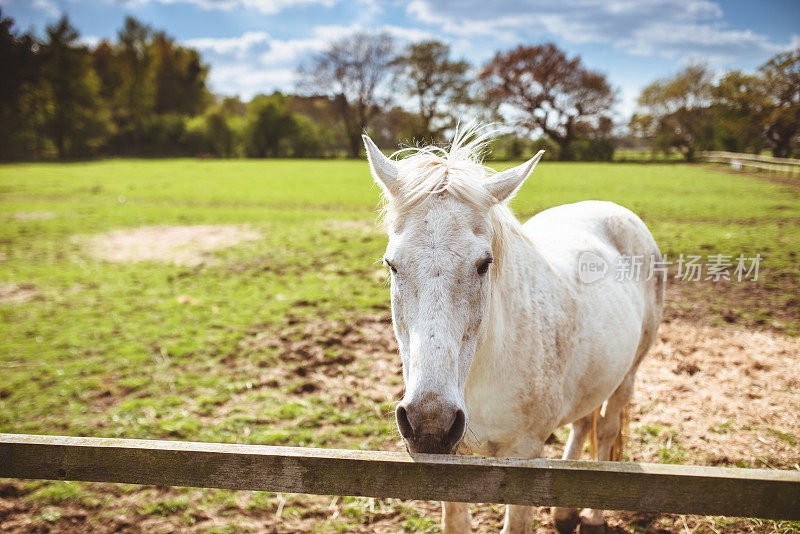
[383,123,499,217]
[381,124,530,274]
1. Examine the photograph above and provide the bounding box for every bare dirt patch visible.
[239,315,402,402]
[629,318,800,469]
[322,219,381,234]
[0,283,39,304]
[85,225,261,266]
[193,316,406,437]
[11,211,56,221]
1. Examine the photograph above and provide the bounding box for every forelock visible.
[380,124,500,224]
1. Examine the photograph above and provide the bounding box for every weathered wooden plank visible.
[1,434,798,520]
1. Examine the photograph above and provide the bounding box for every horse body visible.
[362,127,664,533]
[465,200,663,460]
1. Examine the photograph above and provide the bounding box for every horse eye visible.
[477,257,493,275]
[384,258,397,274]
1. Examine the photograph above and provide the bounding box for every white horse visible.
[363,126,664,534]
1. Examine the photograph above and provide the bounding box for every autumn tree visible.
[759,49,800,158]
[480,43,614,160]
[392,40,472,142]
[630,64,715,161]
[298,32,395,157]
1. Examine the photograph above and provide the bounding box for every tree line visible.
[631,53,800,160]
[1,10,797,161]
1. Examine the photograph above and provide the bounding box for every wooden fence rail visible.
[698,151,800,176]
[1,434,799,520]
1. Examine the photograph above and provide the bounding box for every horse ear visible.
[362,134,399,197]
[485,150,545,203]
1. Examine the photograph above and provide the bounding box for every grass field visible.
[1,159,799,533]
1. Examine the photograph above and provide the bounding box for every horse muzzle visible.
[396,393,467,454]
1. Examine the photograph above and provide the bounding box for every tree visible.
[480,43,614,160]
[0,10,39,159]
[115,17,155,152]
[39,16,111,159]
[289,94,346,153]
[759,49,800,158]
[92,40,123,104]
[298,32,395,157]
[1,11,214,160]
[151,31,209,116]
[204,109,235,157]
[245,92,297,158]
[368,105,419,148]
[288,114,328,158]
[711,71,768,153]
[631,64,715,161]
[392,40,472,142]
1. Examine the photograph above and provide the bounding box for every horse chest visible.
[463,372,561,456]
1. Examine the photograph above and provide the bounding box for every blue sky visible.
[2,0,798,119]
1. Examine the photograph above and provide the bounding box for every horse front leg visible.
[499,440,544,534]
[501,505,534,534]
[442,501,471,533]
[553,413,594,533]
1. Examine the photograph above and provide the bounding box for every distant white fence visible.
[699,151,800,176]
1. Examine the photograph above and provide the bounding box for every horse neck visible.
[475,205,552,369]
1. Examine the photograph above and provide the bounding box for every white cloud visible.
[406,0,787,64]
[309,23,436,43]
[616,84,642,121]
[620,23,784,63]
[258,36,338,65]
[186,32,271,57]
[79,35,103,47]
[118,0,339,15]
[408,2,533,41]
[376,24,439,43]
[23,0,60,18]
[208,64,296,98]
[188,24,438,98]
[186,33,304,97]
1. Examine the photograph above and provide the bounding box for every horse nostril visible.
[396,405,413,440]
[445,409,466,450]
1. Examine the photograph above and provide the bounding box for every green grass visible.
[767,427,797,446]
[1,158,799,532]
